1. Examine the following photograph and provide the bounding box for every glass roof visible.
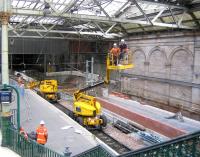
[8,0,200,39]
[11,0,165,23]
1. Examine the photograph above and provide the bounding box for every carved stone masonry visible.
[0,12,10,25]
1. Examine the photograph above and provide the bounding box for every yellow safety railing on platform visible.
[107,50,134,70]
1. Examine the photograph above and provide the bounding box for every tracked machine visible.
[72,51,134,129]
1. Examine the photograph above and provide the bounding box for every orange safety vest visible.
[36,126,48,144]
[110,48,120,56]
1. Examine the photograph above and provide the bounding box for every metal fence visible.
[1,119,200,157]
[11,109,17,128]
[74,145,114,157]
[5,127,64,157]
[119,130,200,157]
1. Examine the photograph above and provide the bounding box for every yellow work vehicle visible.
[28,80,60,102]
[72,50,134,129]
[73,82,107,128]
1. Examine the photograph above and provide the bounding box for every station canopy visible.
[9,0,200,40]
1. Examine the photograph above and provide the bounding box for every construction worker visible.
[19,127,28,140]
[110,43,120,65]
[119,39,128,61]
[18,75,23,86]
[36,120,48,145]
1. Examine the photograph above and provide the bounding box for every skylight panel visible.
[23,2,32,8]
[59,0,66,3]
[59,5,65,11]
[29,2,37,9]
[53,0,59,3]
[55,4,61,9]
[104,0,127,17]
[12,0,18,7]
[36,3,44,10]
[27,16,34,23]
[17,1,25,8]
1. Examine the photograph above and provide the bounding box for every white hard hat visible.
[121,39,125,42]
[40,120,45,125]
[113,43,117,46]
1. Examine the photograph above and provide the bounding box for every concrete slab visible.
[97,94,200,138]
[9,80,98,156]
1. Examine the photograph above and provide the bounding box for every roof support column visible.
[0,0,11,84]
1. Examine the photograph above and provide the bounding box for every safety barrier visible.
[74,145,113,157]
[2,120,200,157]
[119,130,200,157]
[5,127,64,157]
[108,50,133,66]
[11,109,17,128]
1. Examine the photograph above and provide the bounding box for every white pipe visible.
[1,23,9,84]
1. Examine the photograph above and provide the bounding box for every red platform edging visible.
[97,98,187,138]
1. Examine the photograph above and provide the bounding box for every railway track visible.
[53,102,132,154]
[91,130,131,154]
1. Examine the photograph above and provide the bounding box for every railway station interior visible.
[0,0,200,157]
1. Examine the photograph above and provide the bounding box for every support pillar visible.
[0,0,11,84]
[0,0,12,147]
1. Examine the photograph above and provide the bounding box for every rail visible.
[108,50,133,66]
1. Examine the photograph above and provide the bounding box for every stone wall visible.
[121,32,200,118]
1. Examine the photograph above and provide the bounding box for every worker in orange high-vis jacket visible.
[110,43,120,65]
[20,127,28,140]
[36,120,48,145]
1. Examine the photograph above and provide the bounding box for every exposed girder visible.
[139,0,188,9]
[12,8,195,29]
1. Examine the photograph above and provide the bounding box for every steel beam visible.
[93,0,110,18]
[94,22,105,33]
[114,0,130,17]
[63,0,79,13]
[132,0,153,25]
[151,9,165,23]
[12,8,195,29]
[9,28,122,38]
[105,23,117,34]
[139,0,187,9]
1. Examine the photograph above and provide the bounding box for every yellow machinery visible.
[72,50,134,129]
[28,80,60,102]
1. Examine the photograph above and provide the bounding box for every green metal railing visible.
[5,127,64,157]
[119,130,200,157]
[11,109,17,127]
[74,145,114,157]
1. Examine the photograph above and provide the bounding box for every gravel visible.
[104,125,146,150]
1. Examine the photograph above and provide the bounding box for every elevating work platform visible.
[107,51,134,70]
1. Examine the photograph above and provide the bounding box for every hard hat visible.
[40,120,45,125]
[113,43,117,46]
[121,39,125,42]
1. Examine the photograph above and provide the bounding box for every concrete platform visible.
[9,80,99,156]
[97,94,200,138]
